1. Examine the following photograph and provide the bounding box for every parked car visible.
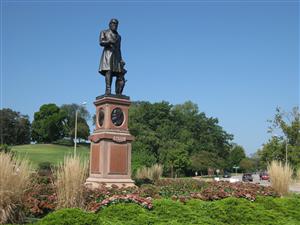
[223,171,231,178]
[260,172,270,181]
[242,173,253,182]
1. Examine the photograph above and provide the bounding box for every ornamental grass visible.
[55,154,88,209]
[267,160,293,196]
[0,152,32,224]
[297,168,300,182]
[136,164,163,182]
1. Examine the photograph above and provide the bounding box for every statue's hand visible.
[110,43,115,49]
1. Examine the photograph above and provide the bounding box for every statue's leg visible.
[105,71,112,95]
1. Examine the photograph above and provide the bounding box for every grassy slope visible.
[12,144,90,168]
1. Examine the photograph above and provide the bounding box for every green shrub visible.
[34,208,99,225]
[0,144,11,153]
[139,184,160,198]
[52,139,73,146]
[98,203,154,225]
[156,178,206,197]
[32,197,300,225]
[133,178,153,187]
[38,161,53,171]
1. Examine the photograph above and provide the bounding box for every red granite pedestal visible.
[85,95,135,188]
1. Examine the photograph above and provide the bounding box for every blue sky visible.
[1,0,299,155]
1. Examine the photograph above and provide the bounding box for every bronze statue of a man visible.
[99,19,127,95]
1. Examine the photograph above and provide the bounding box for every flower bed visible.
[23,173,57,217]
[22,175,279,221]
[87,194,153,212]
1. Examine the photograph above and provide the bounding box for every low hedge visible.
[32,196,300,225]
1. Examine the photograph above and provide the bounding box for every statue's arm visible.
[99,31,110,47]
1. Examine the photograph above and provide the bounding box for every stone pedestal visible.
[85,95,135,188]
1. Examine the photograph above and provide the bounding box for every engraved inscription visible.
[113,136,126,143]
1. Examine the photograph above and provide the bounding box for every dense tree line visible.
[2,101,253,175]
[0,108,31,145]
[1,103,90,145]
[32,103,90,144]
[128,101,242,176]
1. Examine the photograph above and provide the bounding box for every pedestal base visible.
[86,95,135,189]
[85,177,135,189]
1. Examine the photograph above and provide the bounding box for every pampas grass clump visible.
[267,160,293,196]
[136,164,163,182]
[0,152,32,224]
[55,155,88,209]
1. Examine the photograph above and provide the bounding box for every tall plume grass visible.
[0,152,32,224]
[55,155,88,209]
[267,160,293,196]
[297,168,300,183]
[136,164,163,182]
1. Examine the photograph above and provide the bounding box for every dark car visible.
[242,173,253,182]
[223,172,231,178]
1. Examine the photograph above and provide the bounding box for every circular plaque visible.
[111,107,124,126]
[98,109,105,127]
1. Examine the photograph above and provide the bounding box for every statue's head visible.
[109,19,119,32]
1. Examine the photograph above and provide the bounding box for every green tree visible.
[239,158,256,172]
[159,140,190,178]
[60,104,90,141]
[0,108,31,145]
[190,151,226,175]
[228,145,246,170]
[128,100,234,176]
[32,104,66,143]
[258,106,300,169]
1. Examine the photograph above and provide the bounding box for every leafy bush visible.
[268,160,293,196]
[156,178,206,197]
[0,144,11,153]
[34,208,100,225]
[33,196,300,225]
[23,173,57,218]
[37,161,55,176]
[133,178,153,187]
[195,181,278,201]
[87,194,152,213]
[52,138,73,146]
[0,152,32,224]
[38,161,53,171]
[139,184,160,198]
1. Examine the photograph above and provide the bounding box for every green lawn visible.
[12,144,90,168]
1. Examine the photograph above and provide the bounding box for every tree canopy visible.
[31,104,67,143]
[0,108,31,145]
[60,104,90,141]
[129,101,234,176]
[257,106,300,170]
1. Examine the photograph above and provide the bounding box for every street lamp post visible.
[74,102,87,155]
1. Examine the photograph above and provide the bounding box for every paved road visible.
[220,174,300,193]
